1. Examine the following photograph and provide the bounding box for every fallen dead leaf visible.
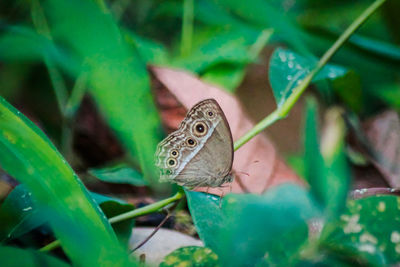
[151,66,302,196]
[363,110,400,188]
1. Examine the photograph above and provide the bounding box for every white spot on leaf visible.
[391,231,400,243]
[360,232,377,244]
[377,201,386,212]
[342,214,362,234]
[359,244,376,254]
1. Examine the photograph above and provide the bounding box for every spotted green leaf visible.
[160,246,219,267]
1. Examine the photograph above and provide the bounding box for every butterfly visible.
[154,99,234,188]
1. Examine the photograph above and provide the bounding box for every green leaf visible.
[0,26,79,75]
[0,245,70,267]
[46,0,162,189]
[269,48,360,109]
[0,185,47,242]
[0,96,131,266]
[200,29,272,91]
[322,195,400,265]
[89,164,147,186]
[303,98,326,210]
[303,98,350,217]
[160,246,219,267]
[0,185,135,248]
[372,84,400,110]
[124,31,169,65]
[213,0,311,55]
[172,28,254,73]
[200,64,246,92]
[91,193,135,247]
[331,70,363,113]
[186,184,319,266]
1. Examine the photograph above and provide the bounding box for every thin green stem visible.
[234,0,386,151]
[181,0,194,56]
[39,189,185,252]
[249,29,274,59]
[234,110,280,151]
[109,190,184,224]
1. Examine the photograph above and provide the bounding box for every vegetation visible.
[0,0,399,266]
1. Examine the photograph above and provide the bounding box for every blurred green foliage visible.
[0,0,399,266]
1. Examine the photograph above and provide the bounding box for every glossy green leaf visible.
[46,0,162,188]
[322,195,400,265]
[89,164,147,186]
[0,245,70,267]
[186,184,319,266]
[185,190,223,252]
[0,185,47,242]
[0,96,131,266]
[269,48,360,109]
[160,246,219,267]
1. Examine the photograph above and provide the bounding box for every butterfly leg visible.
[206,187,210,194]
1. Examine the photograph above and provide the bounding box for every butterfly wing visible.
[154,99,233,187]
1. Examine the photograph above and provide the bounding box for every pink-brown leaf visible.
[151,66,302,195]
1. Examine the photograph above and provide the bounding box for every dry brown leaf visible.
[363,110,400,188]
[151,66,302,196]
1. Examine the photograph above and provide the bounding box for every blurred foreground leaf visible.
[0,96,131,266]
[0,245,70,267]
[0,185,135,249]
[186,184,319,266]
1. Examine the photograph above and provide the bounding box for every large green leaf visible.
[186,184,319,266]
[269,48,361,111]
[0,245,70,267]
[0,97,131,266]
[322,195,400,265]
[45,0,162,188]
[0,185,135,249]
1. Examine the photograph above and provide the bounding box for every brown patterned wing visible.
[154,99,234,187]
